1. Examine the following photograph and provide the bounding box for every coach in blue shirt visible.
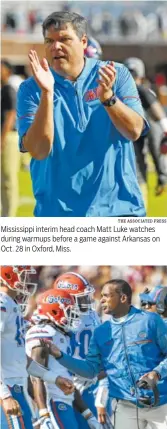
[17,11,149,217]
[41,279,167,429]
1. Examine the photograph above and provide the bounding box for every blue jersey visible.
[59,306,167,407]
[70,311,100,360]
[17,59,148,217]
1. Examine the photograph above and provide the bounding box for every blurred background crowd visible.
[1,1,167,217]
[26,265,167,318]
[2,1,167,41]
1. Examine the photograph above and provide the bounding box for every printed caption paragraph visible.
[0,218,166,265]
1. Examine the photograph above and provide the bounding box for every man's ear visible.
[121,294,127,304]
[82,34,88,50]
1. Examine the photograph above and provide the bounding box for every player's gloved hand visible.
[39,415,54,429]
[2,396,22,416]
[87,415,101,429]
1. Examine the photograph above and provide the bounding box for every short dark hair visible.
[42,11,87,38]
[104,279,132,304]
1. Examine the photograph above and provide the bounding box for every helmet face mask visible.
[71,286,95,315]
[0,266,37,315]
[53,272,95,316]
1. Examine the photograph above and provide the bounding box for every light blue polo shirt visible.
[17,58,149,217]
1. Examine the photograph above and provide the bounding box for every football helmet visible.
[84,37,102,60]
[53,272,95,315]
[139,285,163,308]
[0,266,37,315]
[36,288,80,332]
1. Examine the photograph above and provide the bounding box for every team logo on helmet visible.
[57,281,78,291]
[45,295,71,305]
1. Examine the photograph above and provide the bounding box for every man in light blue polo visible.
[17,11,149,217]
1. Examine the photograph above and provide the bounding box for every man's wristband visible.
[82,409,92,420]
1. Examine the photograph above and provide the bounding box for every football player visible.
[26,288,100,429]
[53,272,111,428]
[0,266,75,429]
[0,265,37,429]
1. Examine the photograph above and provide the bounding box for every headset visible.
[136,376,159,408]
[134,377,160,429]
[156,287,167,315]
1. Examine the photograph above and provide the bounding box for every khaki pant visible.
[1,131,20,217]
[112,400,167,429]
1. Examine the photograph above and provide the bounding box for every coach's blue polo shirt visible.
[17,58,149,217]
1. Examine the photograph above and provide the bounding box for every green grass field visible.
[16,166,167,217]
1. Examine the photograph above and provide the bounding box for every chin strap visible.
[136,376,159,408]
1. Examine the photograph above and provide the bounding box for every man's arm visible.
[97,63,147,141]
[0,304,22,416]
[18,51,54,160]
[26,349,74,394]
[23,91,54,160]
[31,346,49,411]
[138,85,167,125]
[153,316,167,379]
[140,315,167,383]
[41,331,102,379]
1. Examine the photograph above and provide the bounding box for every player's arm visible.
[95,376,109,425]
[74,389,101,429]
[17,50,54,160]
[31,346,49,416]
[39,330,102,378]
[27,354,74,394]
[97,63,146,141]
[139,86,167,125]
[0,304,22,416]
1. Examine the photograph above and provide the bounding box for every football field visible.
[16,164,167,217]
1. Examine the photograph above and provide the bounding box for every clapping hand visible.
[28,50,54,93]
[97,62,117,102]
